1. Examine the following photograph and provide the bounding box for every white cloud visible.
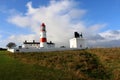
[8,34,38,43]
[99,30,120,40]
[7,0,108,47]
[1,34,38,47]
[8,15,31,27]
[87,30,120,48]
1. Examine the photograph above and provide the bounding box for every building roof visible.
[47,41,55,45]
[23,40,55,45]
[23,40,39,44]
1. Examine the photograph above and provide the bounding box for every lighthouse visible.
[40,23,47,48]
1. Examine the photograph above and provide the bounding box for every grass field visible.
[88,48,120,80]
[0,48,120,80]
[0,51,74,80]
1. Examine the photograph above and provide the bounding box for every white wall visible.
[70,38,77,48]
[7,48,15,53]
[22,44,40,48]
[7,47,86,53]
[70,38,86,49]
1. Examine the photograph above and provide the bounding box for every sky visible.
[0,0,120,48]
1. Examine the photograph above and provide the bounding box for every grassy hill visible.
[0,48,120,80]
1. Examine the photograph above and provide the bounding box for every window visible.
[80,45,82,47]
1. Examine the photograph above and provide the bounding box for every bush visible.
[6,42,16,48]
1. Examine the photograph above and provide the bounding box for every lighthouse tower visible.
[40,23,47,48]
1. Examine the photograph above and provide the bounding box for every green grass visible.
[87,48,120,80]
[0,51,74,80]
[7,50,113,80]
[0,48,120,80]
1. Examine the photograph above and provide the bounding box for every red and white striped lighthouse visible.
[40,23,47,48]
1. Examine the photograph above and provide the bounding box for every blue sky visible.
[82,0,120,31]
[0,0,120,48]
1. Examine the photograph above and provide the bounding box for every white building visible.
[22,40,55,49]
[70,38,86,49]
[69,32,86,49]
[22,40,40,48]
